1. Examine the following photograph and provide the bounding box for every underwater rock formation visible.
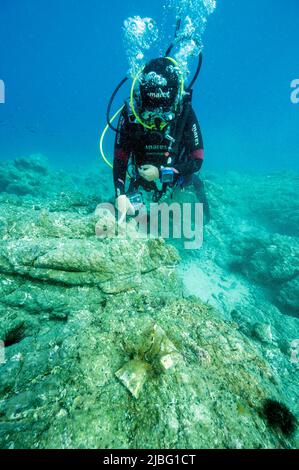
[278,277,299,312]
[175,171,299,447]
[0,273,294,448]
[0,154,49,196]
[246,173,299,237]
[0,153,111,213]
[0,157,298,449]
[231,234,298,285]
[228,232,299,315]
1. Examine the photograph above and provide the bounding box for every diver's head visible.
[136,57,182,129]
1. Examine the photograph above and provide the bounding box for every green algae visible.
[0,157,298,449]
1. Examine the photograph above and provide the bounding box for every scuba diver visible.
[112,56,210,222]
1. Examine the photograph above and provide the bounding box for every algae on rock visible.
[0,158,298,449]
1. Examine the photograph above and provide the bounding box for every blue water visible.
[0,0,298,172]
[0,2,299,449]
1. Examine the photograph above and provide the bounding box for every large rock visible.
[0,162,298,449]
[0,155,49,195]
[0,290,291,449]
[247,173,299,237]
[0,155,112,213]
[278,276,299,312]
[0,236,178,293]
[229,233,299,285]
[228,232,299,317]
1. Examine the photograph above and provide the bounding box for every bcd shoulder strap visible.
[171,92,193,161]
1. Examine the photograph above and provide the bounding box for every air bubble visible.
[122,2,217,79]
[123,16,159,77]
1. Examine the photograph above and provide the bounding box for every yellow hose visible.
[130,57,185,130]
[100,58,184,170]
[99,105,125,169]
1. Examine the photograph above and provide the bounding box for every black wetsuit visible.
[113,101,204,198]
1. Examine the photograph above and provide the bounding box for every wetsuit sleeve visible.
[113,108,130,197]
[172,106,204,176]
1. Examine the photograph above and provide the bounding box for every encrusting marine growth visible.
[0,156,298,449]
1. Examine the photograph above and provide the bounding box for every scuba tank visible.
[100,18,204,170]
[99,18,210,222]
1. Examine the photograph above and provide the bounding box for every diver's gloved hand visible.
[138,165,159,182]
[115,195,135,217]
